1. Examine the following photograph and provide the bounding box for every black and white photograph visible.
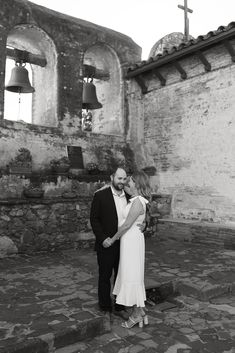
[0,1,234,352]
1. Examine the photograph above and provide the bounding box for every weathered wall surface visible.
[127,42,235,224]
[0,0,141,171]
[2,0,234,255]
[0,0,142,255]
[0,120,130,171]
[0,0,140,126]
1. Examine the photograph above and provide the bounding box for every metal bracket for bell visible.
[5,61,35,93]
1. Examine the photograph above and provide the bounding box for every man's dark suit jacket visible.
[90,186,129,251]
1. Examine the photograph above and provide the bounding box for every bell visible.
[5,63,35,93]
[82,81,102,110]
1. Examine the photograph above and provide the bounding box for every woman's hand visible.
[137,221,146,232]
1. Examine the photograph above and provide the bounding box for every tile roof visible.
[126,22,235,78]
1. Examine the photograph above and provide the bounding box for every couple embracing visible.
[90,167,151,328]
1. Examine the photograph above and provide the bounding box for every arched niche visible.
[5,24,57,127]
[84,44,123,135]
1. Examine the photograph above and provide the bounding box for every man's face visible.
[111,168,127,191]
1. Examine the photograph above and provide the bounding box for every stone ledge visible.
[158,218,235,231]
[175,281,233,301]
[156,218,235,249]
[1,337,49,353]
[0,197,91,205]
[1,317,108,353]
[53,317,108,350]
[146,278,234,303]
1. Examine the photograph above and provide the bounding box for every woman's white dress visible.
[113,195,148,307]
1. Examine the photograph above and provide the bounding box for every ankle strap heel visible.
[121,316,144,329]
[143,315,148,325]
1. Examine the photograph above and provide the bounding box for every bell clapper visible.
[17,88,21,120]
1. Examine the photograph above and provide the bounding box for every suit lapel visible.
[106,187,118,220]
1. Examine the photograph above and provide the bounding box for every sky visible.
[30,0,235,59]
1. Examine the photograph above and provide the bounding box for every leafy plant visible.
[50,156,70,168]
[9,148,32,167]
[50,156,70,174]
[86,162,100,175]
[86,162,98,171]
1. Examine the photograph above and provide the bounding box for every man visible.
[90,167,129,319]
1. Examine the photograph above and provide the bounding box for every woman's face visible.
[124,176,135,195]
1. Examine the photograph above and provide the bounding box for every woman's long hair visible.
[131,170,152,200]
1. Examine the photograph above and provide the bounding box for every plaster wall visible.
[0,120,127,171]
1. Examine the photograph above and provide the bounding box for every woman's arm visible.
[110,198,144,244]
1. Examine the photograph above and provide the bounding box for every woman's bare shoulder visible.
[129,197,144,212]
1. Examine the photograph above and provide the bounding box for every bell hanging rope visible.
[82,78,102,110]
[5,62,35,93]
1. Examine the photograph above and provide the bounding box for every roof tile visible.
[127,22,235,75]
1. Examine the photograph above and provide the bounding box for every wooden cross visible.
[178,0,193,41]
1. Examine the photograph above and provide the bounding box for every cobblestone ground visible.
[0,237,234,353]
[65,293,234,353]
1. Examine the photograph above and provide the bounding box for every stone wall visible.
[0,171,162,257]
[0,177,106,256]
[0,174,161,257]
[0,197,94,255]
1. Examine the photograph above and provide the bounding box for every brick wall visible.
[128,42,235,225]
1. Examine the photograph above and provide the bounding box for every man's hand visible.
[137,221,146,232]
[102,237,113,248]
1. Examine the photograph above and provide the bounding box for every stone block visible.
[53,317,108,349]
[1,338,48,353]
[154,301,178,311]
[0,236,18,258]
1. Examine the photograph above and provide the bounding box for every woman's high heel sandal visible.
[142,314,148,325]
[139,308,149,326]
[121,316,143,328]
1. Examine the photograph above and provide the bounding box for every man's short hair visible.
[111,166,126,177]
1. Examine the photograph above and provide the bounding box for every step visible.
[175,280,233,301]
[146,277,234,303]
[1,316,110,353]
[55,341,91,353]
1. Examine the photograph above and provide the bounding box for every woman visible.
[106,170,152,328]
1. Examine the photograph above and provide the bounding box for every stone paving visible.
[67,292,234,353]
[0,237,234,353]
